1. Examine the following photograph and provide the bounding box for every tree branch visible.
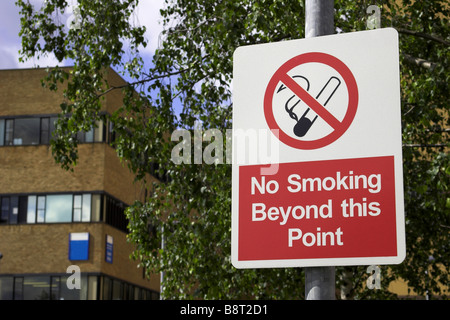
[96,53,212,99]
[402,53,437,71]
[96,68,191,98]
[396,28,450,46]
[403,143,447,148]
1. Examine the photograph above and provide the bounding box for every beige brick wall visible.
[0,67,126,116]
[0,68,65,116]
[0,141,149,206]
[101,224,159,290]
[0,223,102,274]
[0,223,159,291]
[0,144,105,194]
[103,146,154,206]
[104,67,128,115]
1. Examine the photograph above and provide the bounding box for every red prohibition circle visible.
[264,52,358,150]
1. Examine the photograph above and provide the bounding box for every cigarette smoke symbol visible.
[277,75,341,137]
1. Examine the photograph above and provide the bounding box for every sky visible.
[0,0,165,71]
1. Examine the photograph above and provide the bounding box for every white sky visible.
[0,0,165,70]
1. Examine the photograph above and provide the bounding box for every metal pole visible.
[304,0,336,300]
[305,266,335,300]
[160,226,165,300]
[305,0,334,38]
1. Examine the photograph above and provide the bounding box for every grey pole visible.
[305,266,335,300]
[304,0,336,300]
[305,0,335,38]
[160,226,165,300]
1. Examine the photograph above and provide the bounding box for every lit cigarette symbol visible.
[279,76,341,137]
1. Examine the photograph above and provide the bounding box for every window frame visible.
[0,119,5,146]
[12,118,41,145]
[37,195,46,223]
[5,119,14,146]
[0,192,127,231]
[73,194,82,222]
[0,196,10,224]
[0,115,109,147]
[40,117,50,145]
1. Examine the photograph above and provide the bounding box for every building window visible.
[26,195,36,223]
[50,276,61,300]
[105,196,128,232]
[0,196,19,225]
[0,119,4,146]
[91,194,101,222]
[9,197,19,224]
[76,127,94,143]
[13,118,40,145]
[59,275,88,300]
[0,275,89,300]
[13,277,24,300]
[73,120,105,144]
[107,121,116,145]
[82,194,91,222]
[0,193,127,230]
[0,197,10,224]
[0,277,13,300]
[73,194,92,222]
[18,196,28,223]
[112,279,123,300]
[0,117,56,146]
[40,118,50,144]
[73,195,82,222]
[87,275,98,300]
[0,274,158,300]
[23,276,51,300]
[0,115,108,146]
[28,194,92,224]
[5,119,13,146]
[45,194,73,223]
[37,195,46,223]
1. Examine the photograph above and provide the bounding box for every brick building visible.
[0,67,160,300]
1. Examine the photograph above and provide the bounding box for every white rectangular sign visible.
[232,28,405,268]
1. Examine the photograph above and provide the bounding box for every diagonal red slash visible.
[280,73,341,130]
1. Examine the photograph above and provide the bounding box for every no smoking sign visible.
[232,28,405,269]
[264,52,358,150]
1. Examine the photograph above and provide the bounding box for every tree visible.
[16,0,448,299]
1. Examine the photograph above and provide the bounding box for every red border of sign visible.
[264,52,359,150]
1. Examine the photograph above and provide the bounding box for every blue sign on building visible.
[68,232,90,261]
[105,235,113,264]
